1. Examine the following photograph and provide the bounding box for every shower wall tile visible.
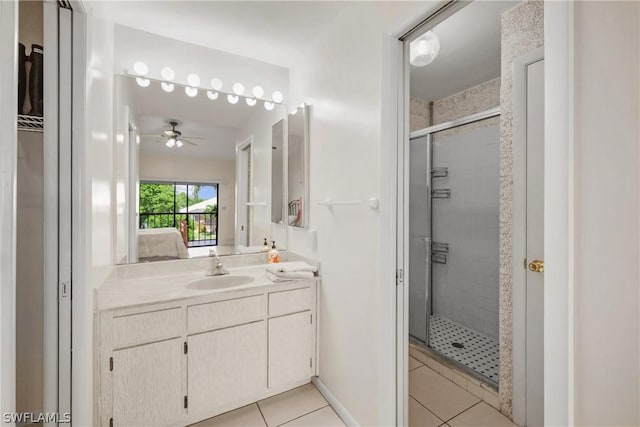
[433,78,501,124]
[498,0,544,417]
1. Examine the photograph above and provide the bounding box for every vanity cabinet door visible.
[112,338,184,427]
[268,311,313,388]
[187,321,267,418]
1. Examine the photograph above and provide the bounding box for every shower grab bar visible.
[431,189,451,199]
[431,167,448,178]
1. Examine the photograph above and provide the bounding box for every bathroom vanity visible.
[95,264,318,427]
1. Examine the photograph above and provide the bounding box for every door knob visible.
[528,259,544,273]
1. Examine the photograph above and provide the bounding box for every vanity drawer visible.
[111,307,183,348]
[188,295,265,333]
[268,287,312,317]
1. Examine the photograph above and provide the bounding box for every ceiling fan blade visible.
[140,133,164,138]
[181,138,199,146]
[181,136,206,140]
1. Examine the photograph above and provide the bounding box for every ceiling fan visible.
[141,120,205,148]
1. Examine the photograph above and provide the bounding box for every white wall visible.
[573,2,639,425]
[139,153,237,246]
[114,25,288,103]
[74,6,116,425]
[286,3,439,425]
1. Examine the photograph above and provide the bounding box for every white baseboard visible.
[312,377,359,427]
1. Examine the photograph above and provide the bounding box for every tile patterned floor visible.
[409,357,516,427]
[429,315,499,383]
[191,383,345,427]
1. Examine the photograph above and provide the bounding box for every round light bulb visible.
[136,77,150,87]
[185,86,198,97]
[409,31,440,67]
[175,139,183,148]
[206,90,219,100]
[166,138,176,148]
[264,101,275,111]
[232,83,245,95]
[187,73,200,87]
[133,61,148,76]
[252,86,264,98]
[160,67,175,81]
[246,98,257,107]
[210,78,223,91]
[272,91,283,103]
[161,82,175,92]
[227,94,239,104]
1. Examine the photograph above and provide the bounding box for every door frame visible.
[236,136,254,246]
[386,2,575,426]
[512,47,544,426]
[0,0,18,419]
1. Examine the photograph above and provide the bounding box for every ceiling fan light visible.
[166,138,176,148]
[161,67,175,81]
[210,78,223,91]
[187,73,201,87]
[185,86,198,97]
[207,90,219,100]
[246,98,257,107]
[136,77,150,87]
[227,94,239,104]
[175,139,183,148]
[271,91,283,103]
[133,61,148,76]
[410,31,440,67]
[264,101,275,111]
[161,82,175,92]
[252,86,264,98]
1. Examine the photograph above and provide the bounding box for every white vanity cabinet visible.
[97,279,318,427]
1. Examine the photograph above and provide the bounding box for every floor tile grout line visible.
[443,400,483,423]
[273,404,331,427]
[256,402,270,427]
[408,395,446,425]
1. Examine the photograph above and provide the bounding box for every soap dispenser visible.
[261,238,269,252]
[267,241,280,264]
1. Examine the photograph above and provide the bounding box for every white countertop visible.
[97,264,312,311]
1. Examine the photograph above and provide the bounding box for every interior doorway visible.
[236,137,253,246]
[395,1,545,425]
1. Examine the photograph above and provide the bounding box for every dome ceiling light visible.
[410,31,441,67]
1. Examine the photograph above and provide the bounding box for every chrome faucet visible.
[206,249,229,276]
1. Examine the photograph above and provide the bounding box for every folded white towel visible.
[266,270,315,282]
[266,261,317,274]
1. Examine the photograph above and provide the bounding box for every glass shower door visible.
[429,119,500,384]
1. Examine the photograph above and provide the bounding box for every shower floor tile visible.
[429,315,499,383]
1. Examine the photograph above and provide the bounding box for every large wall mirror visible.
[114,74,287,264]
[287,104,309,228]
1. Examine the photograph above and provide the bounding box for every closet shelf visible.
[18,114,43,133]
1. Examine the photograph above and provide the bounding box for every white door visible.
[268,311,313,388]
[236,139,252,246]
[112,338,184,426]
[525,58,545,427]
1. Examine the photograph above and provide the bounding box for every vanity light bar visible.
[128,62,286,108]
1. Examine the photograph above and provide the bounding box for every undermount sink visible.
[187,275,255,290]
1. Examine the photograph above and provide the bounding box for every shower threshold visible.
[418,315,499,386]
